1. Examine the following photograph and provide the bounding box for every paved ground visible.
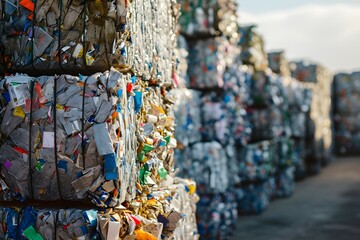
[231,157,360,240]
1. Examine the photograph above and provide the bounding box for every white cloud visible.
[238,4,360,73]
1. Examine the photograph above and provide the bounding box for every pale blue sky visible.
[238,1,360,72]
[239,0,360,13]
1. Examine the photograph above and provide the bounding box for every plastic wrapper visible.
[187,37,239,89]
[0,70,138,207]
[0,0,131,74]
[239,25,268,71]
[178,0,239,41]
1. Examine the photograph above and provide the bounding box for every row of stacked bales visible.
[234,26,289,214]
[175,1,240,239]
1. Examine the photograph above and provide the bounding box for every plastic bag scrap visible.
[0,178,198,240]
[0,0,132,74]
[333,72,360,154]
[178,0,239,42]
[0,70,138,207]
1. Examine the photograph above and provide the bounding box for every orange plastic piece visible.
[134,229,157,240]
[20,0,35,12]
